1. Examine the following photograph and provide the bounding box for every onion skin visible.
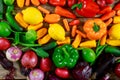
[6,47,22,62]
[21,50,38,68]
[29,69,44,80]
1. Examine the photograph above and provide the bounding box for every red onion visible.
[29,69,44,80]
[6,46,22,62]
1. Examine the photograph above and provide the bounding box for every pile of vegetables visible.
[1,0,120,80]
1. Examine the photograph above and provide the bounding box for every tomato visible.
[40,58,52,72]
[39,0,48,4]
[69,19,80,26]
[55,68,70,79]
[114,63,120,77]
[105,0,114,4]
[67,0,76,7]
[96,0,106,8]
[0,21,11,37]
[21,50,38,68]
[0,38,11,50]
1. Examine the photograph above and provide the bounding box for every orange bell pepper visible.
[83,19,107,40]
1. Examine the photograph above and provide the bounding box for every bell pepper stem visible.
[93,23,100,32]
[71,3,82,10]
[77,47,84,50]
[62,48,70,57]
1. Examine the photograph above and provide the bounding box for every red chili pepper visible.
[69,19,80,26]
[49,0,66,6]
[67,0,77,8]
[72,0,100,17]
[39,0,48,4]
[99,6,112,14]
[55,6,76,19]
[114,3,120,11]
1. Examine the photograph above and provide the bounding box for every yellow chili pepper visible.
[79,40,96,48]
[27,23,43,31]
[37,28,47,39]
[72,34,81,48]
[113,16,120,23]
[15,12,29,29]
[56,37,71,45]
[38,34,51,45]
[17,0,25,8]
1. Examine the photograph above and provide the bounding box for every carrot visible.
[31,0,40,6]
[76,30,86,38]
[38,6,50,14]
[25,0,30,6]
[37,28,47,39]
[100,33,107,45]
[55,6,76,19]
[44,14,60,23]
[17,0,25,8]
[72,34,81,48]
[100,10,116,21]
[38,34,51,45]
[71,25,77,37]
[56,37,71,45]
[117,10,120,16]
[105,18,113,27]
[63,19,70,32]
[99,6,112,14]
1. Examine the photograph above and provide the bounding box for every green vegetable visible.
[52,44,79,69]
[105,46,120,56]
[31,47,49,58]
[82,48,96,63]
[6,5,14,13]
[24,29,37,44]
[3,0,15,6]
[6,6,23,32]
[0,0,4,19]
[41,41,57,50]
[0,21,11,37]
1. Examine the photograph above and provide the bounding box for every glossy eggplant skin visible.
[92,53,115,80]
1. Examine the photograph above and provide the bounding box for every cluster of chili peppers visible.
[1,0,120,80]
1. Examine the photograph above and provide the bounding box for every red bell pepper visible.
[114,3,120,11]
[49,0,66,6]
[67,0,76,8]
[39,0,48,4]
[72,0,100,17]
[55,6,76,19]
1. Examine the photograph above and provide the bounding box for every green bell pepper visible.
[52,44,79,69]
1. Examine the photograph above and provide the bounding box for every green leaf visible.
[31,47,49,58]
[25,29,37,44]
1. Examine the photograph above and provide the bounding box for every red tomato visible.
[115,63,120,77]
[69,19,80,26]
[39,0,48,4]
[40,58,52,72]
[55,68,70,79]
[96,0,106,8]
[67,0,76,7]
[0,38,10,50]
[105,0,114,4]
[21,50,38,68]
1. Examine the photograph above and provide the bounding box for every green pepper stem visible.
[62,48,70,57]
[93,23,100,32]
[71,3,82,10]
[77,47,84,50]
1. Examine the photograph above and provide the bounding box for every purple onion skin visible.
[72,61,92,80]
[48,74,62,80]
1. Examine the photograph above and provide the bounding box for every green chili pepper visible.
[41,41,57,50]
[31,47,49,58]
[52,44,79,69]
[0,0,4,19]
[3,0,15,6]
[6,6,23,32]
[105,46,120,56]
[0,21,11,37]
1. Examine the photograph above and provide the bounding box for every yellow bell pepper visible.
[113,16,120,23]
